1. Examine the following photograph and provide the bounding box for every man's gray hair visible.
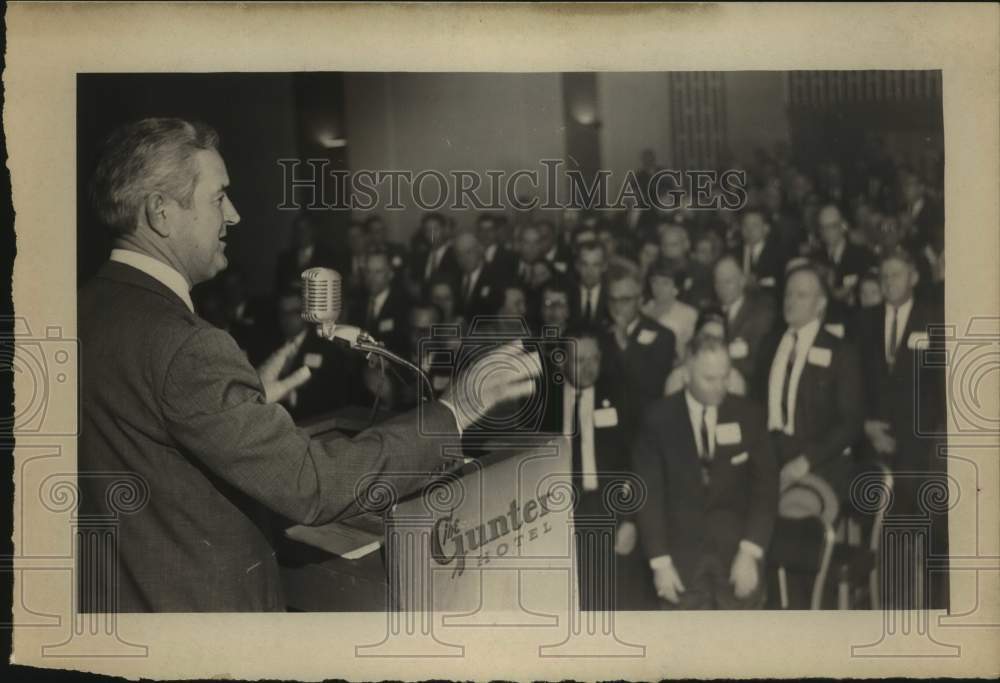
[89,118,220,236]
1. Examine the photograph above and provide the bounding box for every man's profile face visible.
[568,337,601,389]
[783,270,825,329]
[575,247,607,288]
[607,277,641,328]
[170,148,240,285]
[687,348,731,407]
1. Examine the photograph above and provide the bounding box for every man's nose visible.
[224,197,241,226]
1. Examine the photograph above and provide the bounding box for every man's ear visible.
[144,192,171,238]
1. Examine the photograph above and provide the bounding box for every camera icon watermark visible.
[916,316,999,437]
[418,317,571,439]
[1,316,79,436]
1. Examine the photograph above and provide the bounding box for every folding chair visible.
[768,473,839,610]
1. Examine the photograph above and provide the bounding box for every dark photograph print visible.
[74,70,948,616]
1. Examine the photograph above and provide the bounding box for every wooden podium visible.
[278,409,576,615]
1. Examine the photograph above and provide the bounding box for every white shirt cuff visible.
[649,555,673,570]
[438,399,463,436]
[738,540,764,560]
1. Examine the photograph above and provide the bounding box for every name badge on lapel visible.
[729,338,749,359]
[637,329,658,345]
[824,323,845,339]
[304,352,324,369]
[807,346,832,368]
[907,331,930,350]
[480,285,491,297]
[730,451,749,466]
[594,406,619,428]
[759,276,776,287]
[391,255,403,268]
[842,274,859,289]
[716,422,742,446]
[379,318,395,333]
[553,261,568,273]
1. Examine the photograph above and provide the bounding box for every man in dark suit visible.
[633,334,779,609]
[601,265,676,420]
[713,254,778,393]
[857,249,945,512]
[78,118,538,612]
[348,249,410,356]
[857,248,947,608]
[814,203,876,306]
[409,212,459,293]
[755,265,864,499]
[570,240,609,326]
[477,212,518,281]
[541,327,644,610]
[737,209,788,295]
[536,218,572,276]
[514,222,546,286]
[452,231,501,323]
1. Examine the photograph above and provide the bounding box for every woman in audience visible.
[664,308,748,396]
[642,257,698,364]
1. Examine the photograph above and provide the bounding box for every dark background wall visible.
[77,73,302,296]
[78,71,943,298]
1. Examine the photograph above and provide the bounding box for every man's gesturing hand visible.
[441,341,542,432]
[258,331,312,404]
[653,562,686,604]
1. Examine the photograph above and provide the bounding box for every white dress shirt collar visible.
[109,248,194,313]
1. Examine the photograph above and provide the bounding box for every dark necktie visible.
[366,297,377,328]
[583,289,593,320]
[698,404,712,485]
[780,330,799,429]
[887,305,899,368]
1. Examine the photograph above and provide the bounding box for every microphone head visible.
[301,267,342,324]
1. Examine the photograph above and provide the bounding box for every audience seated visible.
[196,136,945,612]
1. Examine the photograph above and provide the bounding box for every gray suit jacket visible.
[78,261,458,612]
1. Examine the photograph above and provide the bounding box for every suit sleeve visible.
[160,326,457,526]
[631,406,671,560]
[802,341,864,470]
[742,405,778,552]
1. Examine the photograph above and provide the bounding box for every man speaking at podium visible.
[77,118,538,612]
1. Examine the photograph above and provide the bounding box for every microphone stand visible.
[316,323,436,402]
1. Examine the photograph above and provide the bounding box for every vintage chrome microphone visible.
[300,267,433,397]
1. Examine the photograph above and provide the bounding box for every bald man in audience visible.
[814,203,875,306]
[755,265,863,499]
[633,334,778,610]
